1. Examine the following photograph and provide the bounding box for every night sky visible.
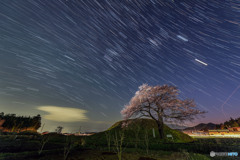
[0,0,240,133]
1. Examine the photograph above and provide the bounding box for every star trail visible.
[0,0,240,132]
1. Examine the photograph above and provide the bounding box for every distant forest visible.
[216,117,240,129]
[0,112,41,132]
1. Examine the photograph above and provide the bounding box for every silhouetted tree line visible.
[216,117,240,129]
[0,112,41,132]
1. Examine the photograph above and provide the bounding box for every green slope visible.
[85,118,193,147]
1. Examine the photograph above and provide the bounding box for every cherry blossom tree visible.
[121,84,206,139]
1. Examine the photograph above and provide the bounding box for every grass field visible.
[0,135,210,160]
[0,133,213,160]
[1,134,240,160]
[1,119,239,160]
[27,148,210,160]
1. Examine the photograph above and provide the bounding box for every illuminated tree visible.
[113,131,125,160]
[121,84,205,139]
[105,130,112,152]
[39,135,49,155]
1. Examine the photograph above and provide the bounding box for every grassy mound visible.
[85,118,193,147]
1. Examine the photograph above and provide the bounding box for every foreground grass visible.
[0,135,209,160]
[0,149,62,160]
[3,134,234,160]
[0,146,210,160]
[23,148,210,160]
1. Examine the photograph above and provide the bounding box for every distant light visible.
[195,59,208,66]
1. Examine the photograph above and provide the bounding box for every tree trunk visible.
[156,119,164,139]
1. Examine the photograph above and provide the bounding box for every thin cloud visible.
[37,106,88,122]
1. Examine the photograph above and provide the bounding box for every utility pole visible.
[78,126,81,135]
[40,123,45,133]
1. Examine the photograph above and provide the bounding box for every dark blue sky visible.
[0,0,240,132]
